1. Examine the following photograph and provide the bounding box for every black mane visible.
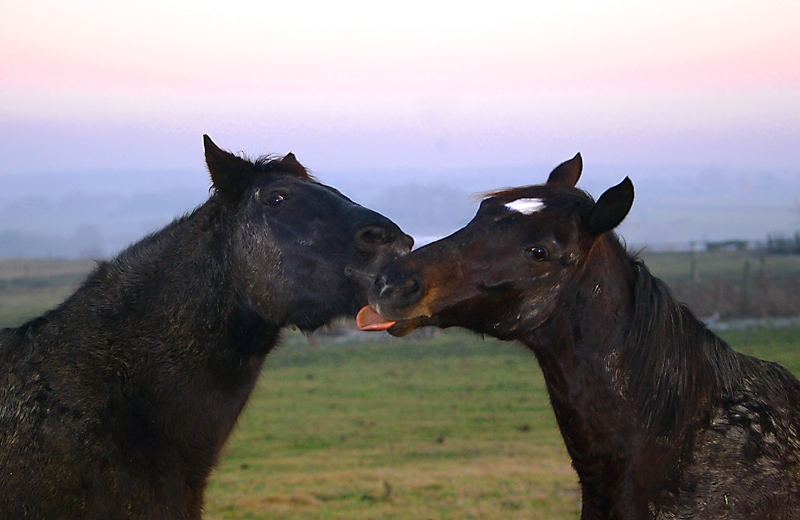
[621,258,741,438]
[253,153,314,179]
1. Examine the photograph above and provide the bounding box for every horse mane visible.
[481,185,596,219]
[620,258,741,439]
[480,187,525,199]
[204,152,316,202]
[252,154,315,180]
[482,184,592,201]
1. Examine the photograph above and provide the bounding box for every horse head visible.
[360,154,633,339]
[204,135,413,332]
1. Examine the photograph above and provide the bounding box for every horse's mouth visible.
[356,305,428,337]
[345,267,376,288]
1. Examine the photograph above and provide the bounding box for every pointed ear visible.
[587,177,634,235]
[203,135,254,203]
[547,153,582,186]
[280,152,311,179]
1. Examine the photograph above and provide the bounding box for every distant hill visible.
[331,163,800,250]
[1,164,798,258]
[0,170,209,257]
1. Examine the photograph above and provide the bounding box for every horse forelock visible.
[480,185,595,218]
[252,154,315,181]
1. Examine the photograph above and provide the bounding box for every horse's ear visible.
[547,153,582,187]
[587,177,634,236]
[280,152,311,179]
[203,135,254,202]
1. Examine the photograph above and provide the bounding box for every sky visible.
[1,0,799,177]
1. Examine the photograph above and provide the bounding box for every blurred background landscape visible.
[1,255,798,519]
[1,161,799,258]
[2,1,799,258]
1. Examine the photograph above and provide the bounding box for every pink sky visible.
[0,1,798,174]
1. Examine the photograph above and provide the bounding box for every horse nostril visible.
[372,270,425,309]
[393,273,424,305]
[356,225,394,250]
[399,276,420,298]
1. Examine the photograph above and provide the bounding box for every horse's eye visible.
[530,246,550,261]
[264,192,286,207]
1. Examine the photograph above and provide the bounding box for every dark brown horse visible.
[359,154,800,519]
[0,136,412,519]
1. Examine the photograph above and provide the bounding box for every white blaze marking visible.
[505,198,545,215]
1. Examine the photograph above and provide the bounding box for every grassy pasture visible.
[639,250,800,318]
[639,250,800,281]
[205,331,579,519]
[0,257,95,327]
[0,255,799,518]
[200,325,800,520]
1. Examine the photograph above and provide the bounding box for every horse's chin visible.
[289,300,360,333]
[386,317,429,337]
[292,317,333,334]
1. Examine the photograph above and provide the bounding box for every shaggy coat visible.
[0,136,411,519]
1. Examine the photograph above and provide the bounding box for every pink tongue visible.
[356,306,397,332]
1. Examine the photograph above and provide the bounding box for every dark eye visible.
[264,192,285,207]
[530,246,550,261]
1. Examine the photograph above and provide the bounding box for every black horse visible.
[360,154,800,519]
[0,136,412,519]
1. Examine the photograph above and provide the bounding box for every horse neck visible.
[95,202,277,344]
[521,234,641,452]
[520,235,736,507]
[50,202,279,472]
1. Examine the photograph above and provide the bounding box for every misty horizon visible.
[1,159,798,259]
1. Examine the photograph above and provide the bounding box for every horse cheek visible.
[521,282,563,330]
[232,229,285,316]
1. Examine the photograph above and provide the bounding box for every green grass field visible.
[1,256,799,518]
[204,331,580,520]
[639,250,800,282]
[202,325,800,520]
[0,258,95,327]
